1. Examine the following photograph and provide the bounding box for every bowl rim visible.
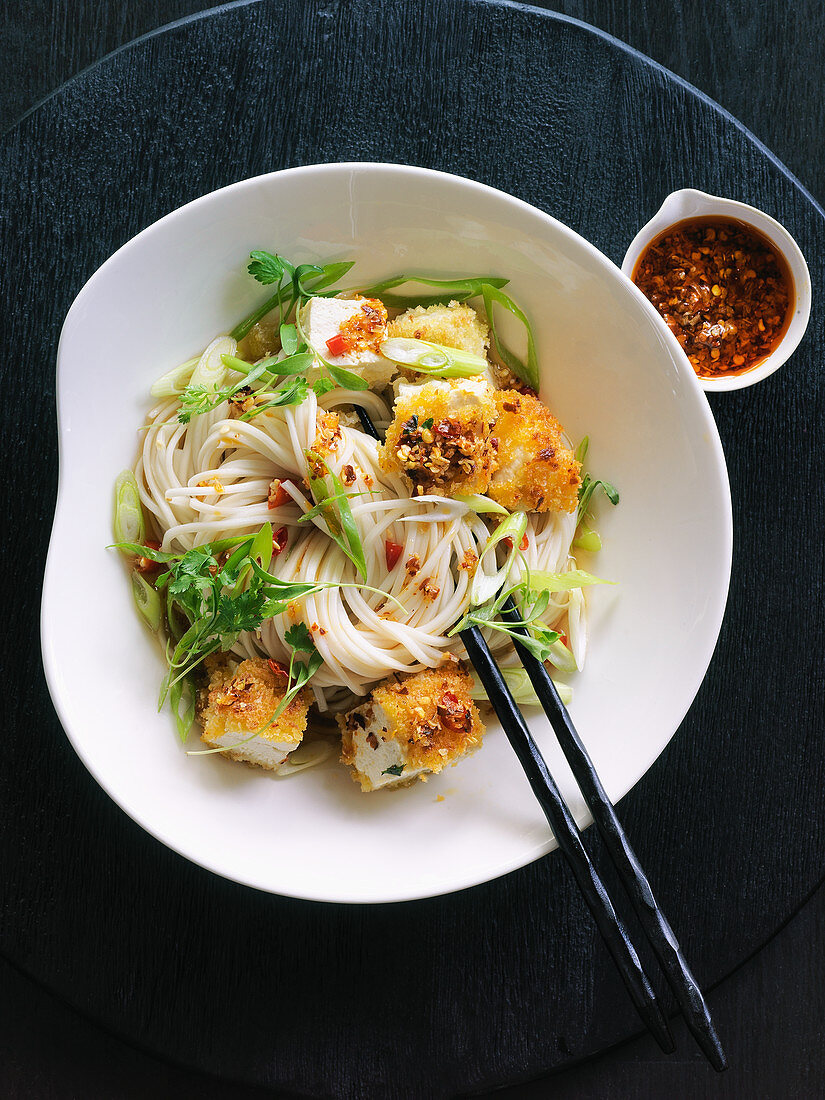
[620,186,812,393]
[42,162,733,902]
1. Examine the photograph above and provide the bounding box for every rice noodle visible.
[134,362,582,709]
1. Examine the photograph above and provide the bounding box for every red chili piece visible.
[385,539,404,570]
[272,526,289,555]
[326,333,352,357]
[503,534,530,551]
[268,480,290,509]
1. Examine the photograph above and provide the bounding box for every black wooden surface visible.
[2,1,825,1097]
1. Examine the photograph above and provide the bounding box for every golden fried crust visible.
[198,655,309,753]
[379,382,497,496]
[488,391,581,513]
[387,301,489,358]
[338,664,485,787]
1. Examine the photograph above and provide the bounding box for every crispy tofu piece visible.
[387,301,489,358]
[302,295,395,387]
[488,390,581,513]
[338,664,485,791]
[379,378,498,496]
[197,655,310,770]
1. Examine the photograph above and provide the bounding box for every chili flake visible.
[632,217,793,379]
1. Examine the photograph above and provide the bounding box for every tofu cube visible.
[387,300,490,359]
[338,664,485,791]
[302,295,395,387]
[379,378,498,496]
[488,390,581,513]
[197,656,309,770]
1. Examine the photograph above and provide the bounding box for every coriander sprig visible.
[177,362,269,424]
[111,523,403,740]
[230,252,355,343]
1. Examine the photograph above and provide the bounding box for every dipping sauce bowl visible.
[622,188,811,392]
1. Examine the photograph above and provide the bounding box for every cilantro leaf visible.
[238,376,310,421]
[248,250,286,285]
[382,764,405,777]
[285,622,314,652]
[178,362,267,424]
[214,589,267,641]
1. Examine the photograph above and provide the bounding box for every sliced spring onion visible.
[380,337,488,378]
[469,667,572,707]
[188,335,235,392]
[150,356,200,397]
[471,511,528,606]
[305,450,368,579]
[546,638,578,674]
[169,672,197,742]
[573,527,602,552]
[113,470,145,546]
[526,569,613,594]
[354,273,509,309]
[454,494,510,515]
[131,572,162,631]
[481,284,539,390]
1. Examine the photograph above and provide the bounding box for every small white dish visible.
[621,188,811,392]
[42,163,732,903]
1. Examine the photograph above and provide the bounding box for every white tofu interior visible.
[205,727,299,770]
[348,702,426,790]
[395,377,494,412]
[303,296,395,386]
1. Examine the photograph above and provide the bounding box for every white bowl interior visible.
[42,164,732,902]
[621,188,811,392]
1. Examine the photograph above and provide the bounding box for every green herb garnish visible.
[111,523,403,740]
[574,436,620,550]
[481,284,539,391]
[380,336,488,379]
[382,763,405,777]
[177,362,268,423]
[304,451,368,579]
[237,377,311,421]
[354,273,508,309]
[230,252,354,342]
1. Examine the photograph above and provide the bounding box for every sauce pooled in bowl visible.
[632,217,793,380]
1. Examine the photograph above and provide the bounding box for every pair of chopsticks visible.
[354,406,725,1070]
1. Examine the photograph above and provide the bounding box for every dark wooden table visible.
[3,2,824,1097]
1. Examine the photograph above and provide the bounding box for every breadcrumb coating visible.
[338,664,485,791]
[379,379,498,496]
[197,655,310,769]
[488,390,581,513]
[387,301,490,358]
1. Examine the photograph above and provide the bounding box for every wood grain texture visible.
[1,1,824,1097]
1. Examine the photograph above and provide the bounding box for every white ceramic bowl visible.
[42,163,732,903]
[621,188,811,392]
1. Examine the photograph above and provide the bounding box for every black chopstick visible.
[355,406,378,438]
[353,404,673,1053]
[500,599,727,1072]
[461,625,675,1053]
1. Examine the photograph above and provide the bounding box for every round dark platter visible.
[1,1,823,1095]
